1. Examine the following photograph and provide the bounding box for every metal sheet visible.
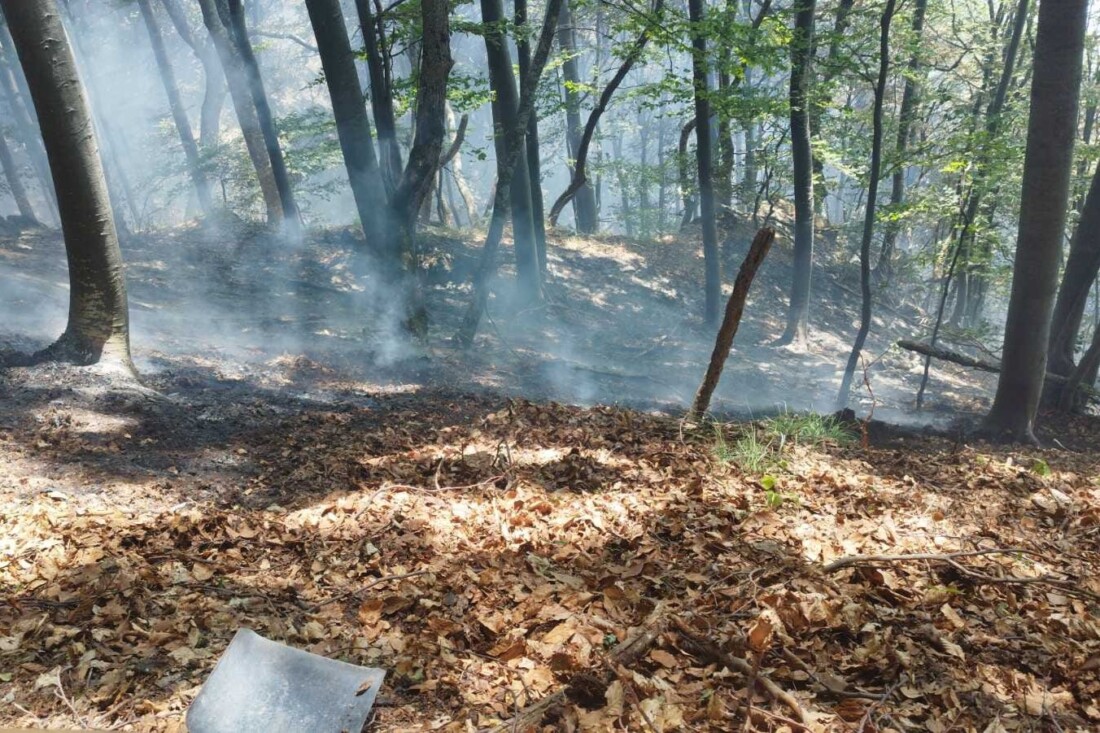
[186,628,385,733]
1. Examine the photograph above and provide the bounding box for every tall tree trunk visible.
[157,0,225,155]
[837,0,896,409]
[557,0,598,233]
[305,0,388,252]
[547,0,664,227]
[983,0,1087,443]
[196,0,281,222]
[678,118,697,228]
[0,127,36,222]
[457,0,564,345]
[224,0,299,229]
[1046,161,1100,383]
[0,35,54,221]
[444,101,476,225]
[777,0,816,345]
[688,0,721,325]
[2,0,130,366]
[874,0,926,282]
[137,0,214,216]
[516,0,547,272]
[808,0,854,215]
[481,0,542,301]
[354,0,403,191]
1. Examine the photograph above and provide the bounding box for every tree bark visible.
[837,0,896,410]
[456,0,565,346]
[305,0,388,252]
[1047,161,1100,383]
[0,126,36,222]
[137,0,214,217]
[1,0,131,367]
[547,0,664,227]
[678,118,697,228]
[224,0,300,230]
[983,0,1088,443]
[777,0,816,345]
[354,0,403,192]
[516,0,547,272]
[481,0,542,302]
[689,228,775,421]
[196,0,281,222]
[557,0,598,233]
[0,33,54,221]
[688,0,721,326]
[874,0,927,282]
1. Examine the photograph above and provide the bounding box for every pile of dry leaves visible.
[1,379,1099,731]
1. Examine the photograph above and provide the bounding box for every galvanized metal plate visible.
[186,628,385,733]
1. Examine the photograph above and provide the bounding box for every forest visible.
[0,0,1098,730]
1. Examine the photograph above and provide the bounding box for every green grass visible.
[713,424,774,474]
[763,410,855,448]
[712,411,853,475]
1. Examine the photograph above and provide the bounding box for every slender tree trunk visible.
[547,0,664,227]
[808,0,854,216]
[224,0,299,229]
[837,0,896,409]
[678,118,697,228]
[777,0,816,345]
[137,0,214,216]
[481,0,542,301]
[874,0,926,282]
[384,0,452,330]
[457,0,564,345]
[0,127,36,222]
[557,0,597,233]
[197,0,281,222]
[1046,161,1100,384]
[688,0,721,325]
[305,0,388,252]
[354,0,403,191]
[0,37,54,221]
[983,0,1087,443]
[516,0,547,272]
[157,0,226,155]
[444,101,476,225]
[2,0,131,366]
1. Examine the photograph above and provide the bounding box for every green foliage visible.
[764,411,855,448]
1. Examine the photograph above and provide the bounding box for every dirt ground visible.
[1,224,1097,731]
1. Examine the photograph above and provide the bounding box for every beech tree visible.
[1,0,131,367]
[983,0,1088,442]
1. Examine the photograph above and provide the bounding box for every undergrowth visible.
[713,411,854,475]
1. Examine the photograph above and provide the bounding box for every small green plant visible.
[1030,457,1052,476]
[714,425,773,473]
[764,411,855,447]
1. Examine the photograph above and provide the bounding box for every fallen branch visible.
[672,616,808,726]
[823,550,1099,602]
[897,340,1079,388]
[688,227,775,421]
[490,602,669,733]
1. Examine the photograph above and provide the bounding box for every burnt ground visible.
[0,222,1097,731]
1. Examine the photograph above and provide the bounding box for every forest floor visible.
[0,222,1097,732]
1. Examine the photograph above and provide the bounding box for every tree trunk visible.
[354,0,403,192]
[137,0,214,217]
[874,0,926,282]
[689,228,775,421]
[983,0,1087,443]
[516,0,547,272]
[688,0,721,326]
[304,0,388,252]
[547,0,664,227]
[678,118,697,228]
[196,0,281,222]
[777,0,816,345]
[157,0,226,155]
[808,0,854,216]
[1045,160,1100,396]
[1,0,131,366]
[0,127,36,222]
[0,35,54,221]
[224,0,299,230]
[837,0,896,409]
[481,0,542,302]
[557,0,597,233]
[456,0,564,346]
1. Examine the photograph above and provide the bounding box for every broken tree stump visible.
[689,227,775,421]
